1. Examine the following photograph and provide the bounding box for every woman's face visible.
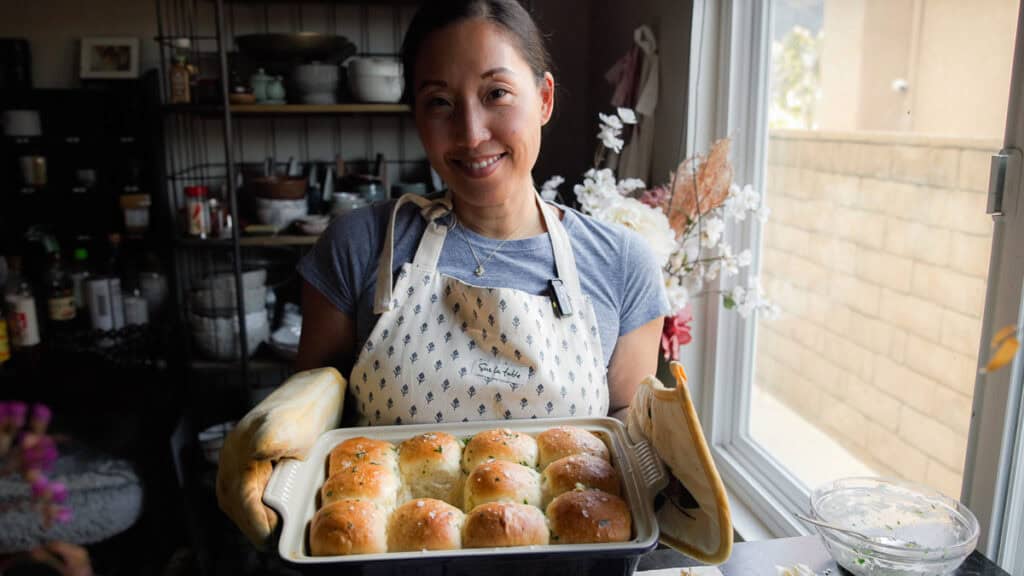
[413,19,554,209]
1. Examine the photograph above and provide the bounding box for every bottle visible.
[4,257,40,349]
[169,38,191,104]
[0,257,9,365]
[70,247,91,321]
[46,249,76,328]
[104,234,126,330]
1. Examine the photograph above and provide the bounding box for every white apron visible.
[349,193,608,425]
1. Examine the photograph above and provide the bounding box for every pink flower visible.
[639,185,670,210]
[661,305,694,361]
[30,404,51,432]
[9,402,27,428]
[31,476,50,499]
[49,481,68,504]
[53,505,73,524]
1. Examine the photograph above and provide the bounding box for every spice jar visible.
[184,185,210,237]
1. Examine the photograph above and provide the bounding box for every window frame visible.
[689,0,1024,561]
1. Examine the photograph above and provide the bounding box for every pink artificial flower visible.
[54,506,73,524]
[639,185,670,210]
[9,402,27,428]
[661,305,694,361]
[0,402,10,426]
[30,404,51,433]
[31,476,50,499]
[49,481,68,504]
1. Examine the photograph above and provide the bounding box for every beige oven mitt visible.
[216,367,347,550]
[627,361,733,564]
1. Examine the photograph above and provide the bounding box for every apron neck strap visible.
[373,191,584,314]
[374,192,453,314]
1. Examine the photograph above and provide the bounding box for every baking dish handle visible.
[263,458,303,523]
[632,437,670,501]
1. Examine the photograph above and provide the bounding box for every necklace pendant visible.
[474,265,485,277]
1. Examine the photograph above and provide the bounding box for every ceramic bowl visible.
[293,62,339,105]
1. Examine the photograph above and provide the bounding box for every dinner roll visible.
[536,426,609,470]
[399,432,464,506]
[464,459,542,511]
[328,436,398,477]
[541,454,621,507]
[546,489,631,544]
[462,502,550,548]
[321,460,403,512]
[462,428,538,473]
[310,499,387,556]
[387,498,466,552]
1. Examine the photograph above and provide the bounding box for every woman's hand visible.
[606,317,664,421]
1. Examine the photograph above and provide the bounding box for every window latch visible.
[988,147,1022,217]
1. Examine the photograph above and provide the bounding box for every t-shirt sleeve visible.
[618,229,671,336]
[297,206,384,316]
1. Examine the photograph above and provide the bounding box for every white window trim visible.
[687,0,811,541]
[688,0,1024,559]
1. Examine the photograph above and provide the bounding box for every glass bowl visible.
[808,477,979,576]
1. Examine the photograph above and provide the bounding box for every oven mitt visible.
[627,360,733,564]
[216,367,347,550]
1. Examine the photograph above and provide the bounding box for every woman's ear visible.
[540,72,555,126]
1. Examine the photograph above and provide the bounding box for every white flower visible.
[593,197,676,266]
[599,112,623,130]
[700,217,725,248]
[740,184,761,211]
[682,267,704,295]
[598,125,625,153]
[728,277,776,319]
[681,236,700,265]
[617,107,638,124]
[756,204,772,223]
[737,248,753,267]
[540,175,564,202]
[719,245,740,278]
[574,169,620,215]
[705,261,720,281]
[617,178,647,194]
[664,275,690,311]
[724,190,748,221]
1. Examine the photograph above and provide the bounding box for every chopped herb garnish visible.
[523,499,529,504]
[326,490,334,497]
[598,519,611,528]
[347,522,354,530]
[355,451,367,459]
[434,446,444,454]
[856,558,866,565]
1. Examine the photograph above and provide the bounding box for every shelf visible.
[188,356,291,373]
[163,103,410,116]
[176,235,319,248]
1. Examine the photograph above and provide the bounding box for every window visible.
[689,0,1024,559]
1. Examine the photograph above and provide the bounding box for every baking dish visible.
[264,416,671,575]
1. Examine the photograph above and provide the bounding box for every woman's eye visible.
[426,96,451,108]
[488,88,510,101]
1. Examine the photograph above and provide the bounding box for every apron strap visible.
[374,190,585,314]
[374,192,453,314]
[536,193,584,300]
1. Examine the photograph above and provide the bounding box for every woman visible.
[218,0,669,548]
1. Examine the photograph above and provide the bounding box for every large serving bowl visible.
[347,58,403,103]
[809,477,979,576]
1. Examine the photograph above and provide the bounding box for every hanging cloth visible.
[618,25,660,183]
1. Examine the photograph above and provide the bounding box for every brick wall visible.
[756,129,999,497]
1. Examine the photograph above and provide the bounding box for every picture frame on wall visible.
[79,37,140,79]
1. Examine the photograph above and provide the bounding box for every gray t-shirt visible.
[298,199,670,371]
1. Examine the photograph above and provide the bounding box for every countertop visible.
[636,535,1008,576]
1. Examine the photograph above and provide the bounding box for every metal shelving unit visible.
[154,1,421,572]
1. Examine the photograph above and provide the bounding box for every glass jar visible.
[184,185,210,237]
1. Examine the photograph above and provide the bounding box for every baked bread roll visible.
[462,501,550,548]
[464,459,542,511]
[536,426,609,470]
[310,499,387,556]
[462,428,538,473]
[541,454,621,507]
[546,489,631,544]
[387,498,466,552]
[328,437,398,477]
[399,432,463,506]
[321,460,403,512]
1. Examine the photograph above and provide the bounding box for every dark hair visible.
[400,0,553,106]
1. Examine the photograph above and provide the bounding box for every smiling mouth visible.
[451,153,508,178]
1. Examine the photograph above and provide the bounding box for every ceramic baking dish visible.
[263,416,670,575]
